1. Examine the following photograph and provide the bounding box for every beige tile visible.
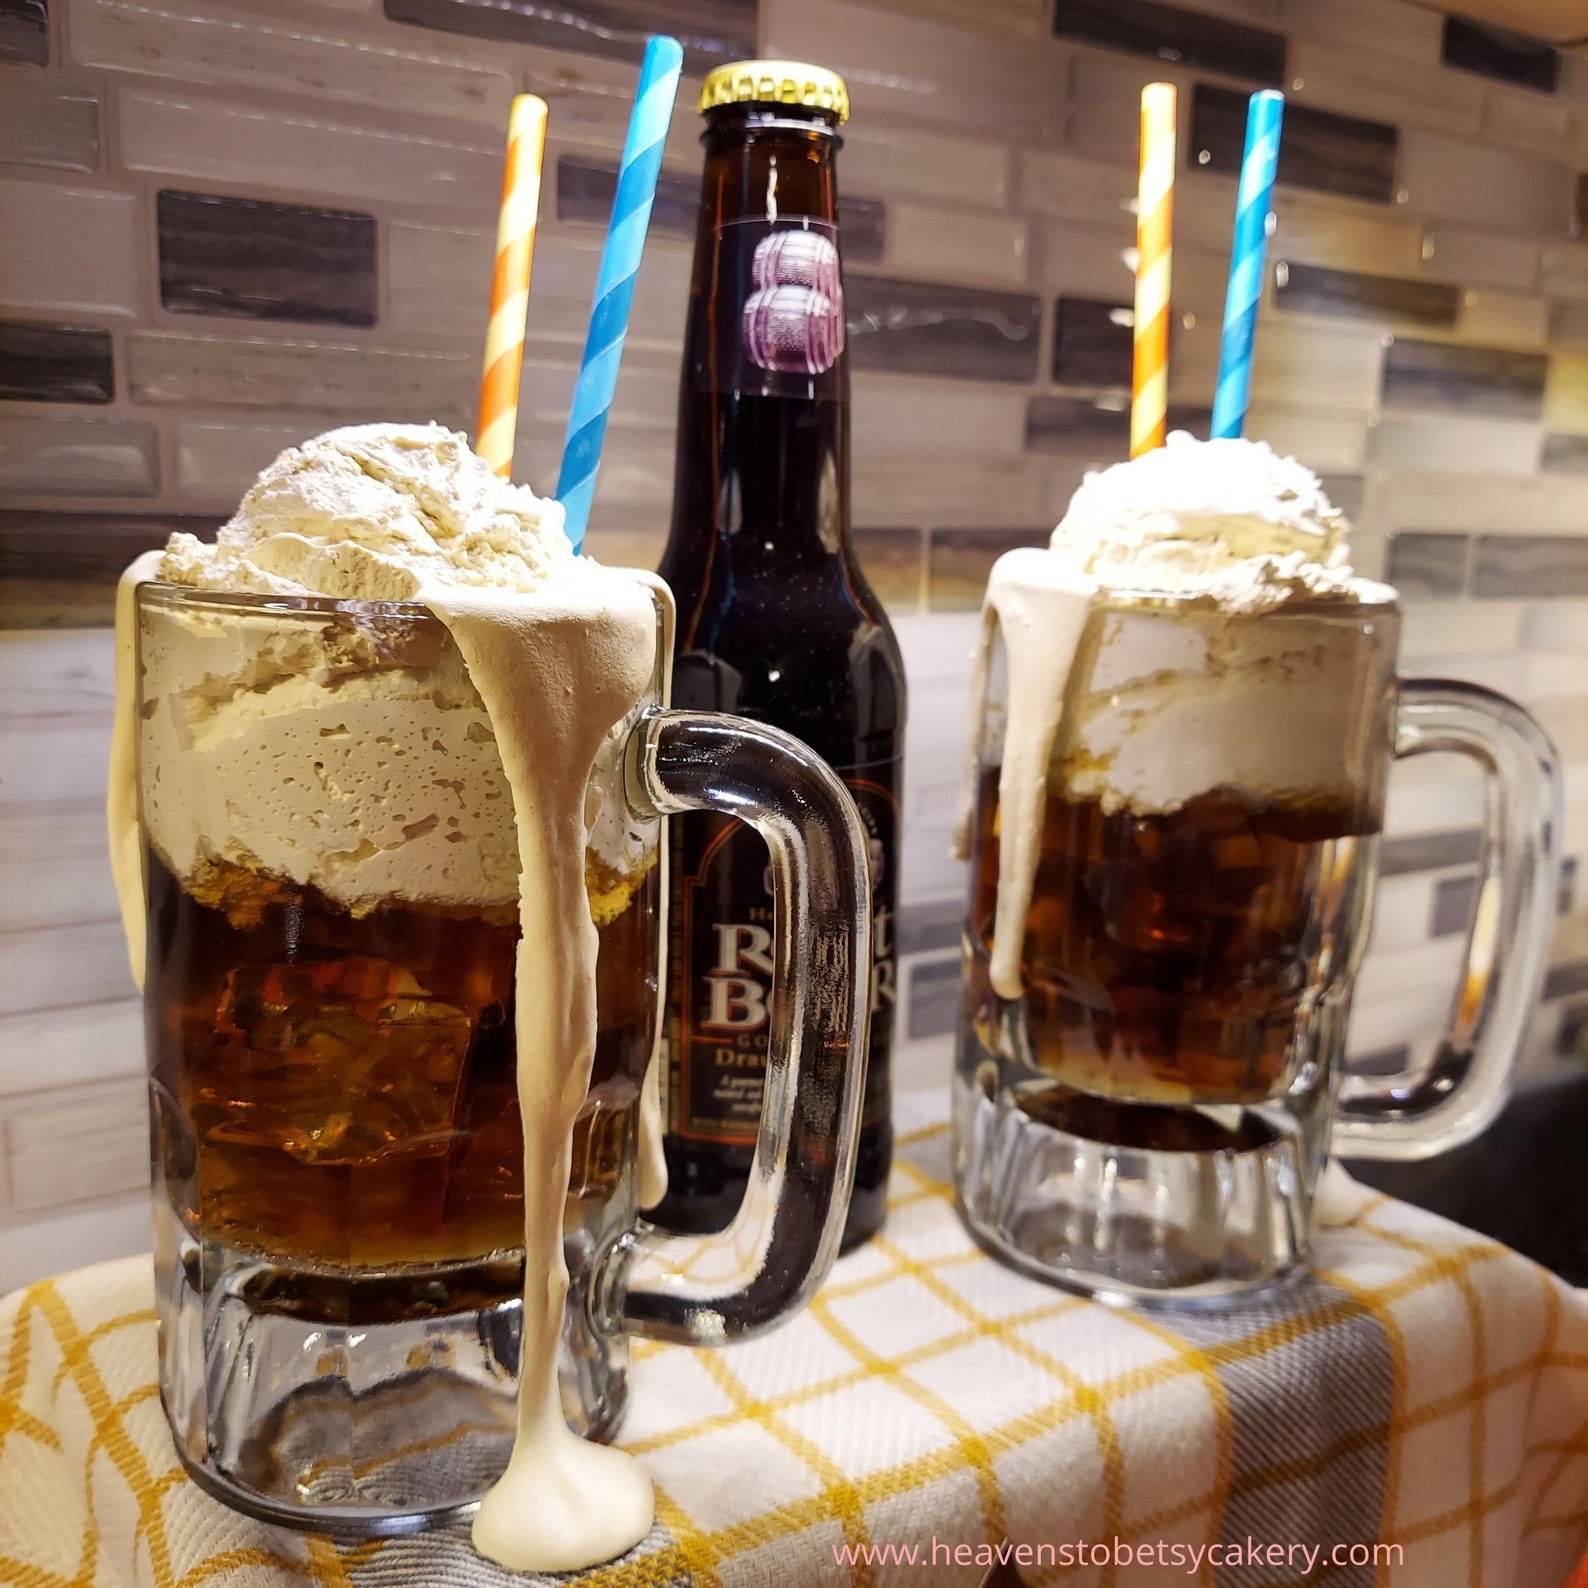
[1035,220,1136,300]
[385,219,494,336]
[0,630,114,719]
[0,415,158,497]
[852,376,1027,455]
[886,202,1028,287]
[926,526,1047,610]
[1267,194,1423,275]
[127,330,476,418]
[172,417,317,505]
[1482,86,1573,155]
[1282,0,1443,61]
[853,455,1047,528]
[853,0,1045,36]
[852,525,927,615]
[1287,41,1482,139]
[74,0,514,127]
[1397,131,1576,236]
[3,1078,147,1211]
[1543,241,1588,303]
[1545,355,1588,438]
[761,0,1060,138]
[1371,470,1588,532]
[1018,148,1135,234]
[1420,227,1540,291]
[525,234,691,353]
[1066,48,1196,166]
[843,122,1011,210]
[0,999,142,1099]
[514,343,678,438]
[1453,289,1550,349]
[0,180,136,316]
[1245,407,1368,473]
[119,88,499,212]
[1246,318,1384,414]
[1368,414,1543,476]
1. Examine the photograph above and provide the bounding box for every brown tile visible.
[853,525,925,613]
[0,510,220,626]
[927,526,1048,610]
[1053,0,1284,85]
[1441,15,1559,93]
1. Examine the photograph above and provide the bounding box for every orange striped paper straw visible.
[476,94,548,477]
[1130,82,1176,459]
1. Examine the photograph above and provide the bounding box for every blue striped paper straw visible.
[556,34,684,550]
[1211,90,1284,440]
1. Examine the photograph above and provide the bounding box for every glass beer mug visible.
[129,579,869,1529]
[955,587,1561,1304]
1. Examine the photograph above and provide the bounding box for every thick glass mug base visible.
[951,1000,1340,1309]
[151,1193,628,1535]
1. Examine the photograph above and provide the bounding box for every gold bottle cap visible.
[698,59,849,123]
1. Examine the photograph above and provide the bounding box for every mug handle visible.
[591,708,871,1346]
[1332,680,1561,1161]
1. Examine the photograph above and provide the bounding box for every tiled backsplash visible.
[3,0,1588,1284]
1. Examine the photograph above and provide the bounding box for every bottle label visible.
[664,755,899,1146]
[696,217,845,399]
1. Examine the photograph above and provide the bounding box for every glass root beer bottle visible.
[652,61,905,1250]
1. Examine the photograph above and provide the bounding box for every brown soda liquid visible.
[964,765,1376,1108]
[145,848,658,1276]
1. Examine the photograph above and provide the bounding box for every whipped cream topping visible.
[956,434,1394,999]
[109,423,666,1573]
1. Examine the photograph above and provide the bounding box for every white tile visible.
[3,1078,148,1214]
[0,919,134,1017]
[0,629,115,719]
[1399,600,1527,661]
[0,180,137,316]
[1368,414,1543,476]
[79,0,514,127]
[885,201,1029,287]
[127,330,476,419]
[1420,227,1540,291]
[1482,86,1573,156]
[852,376,1027,456]
[842,121,1011,209]
[854,454,1047,528]
[1354,935,1467,1007]
[1522,601,1588,653]
[0,415,158,498]
[525,235,690,352]
[0,718,113,807]
[1383,752,1484,835]
[1287,41,1482,138]
[1396,131,1576,236]
[762,0,1060,137]
[1283,0,1443,61]
[0,1000,142,1101]
[0,1195,151,1292]
[386,218,496,336]
[1245,407,1368,472]
[0,816,120,933]
[1368,871,1442,954]
[119,87,499,210]
[1370,471,1588,532]
[172,418,317,506]
[1035,220,1137,299]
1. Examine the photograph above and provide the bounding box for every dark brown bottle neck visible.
[664,105,850,577]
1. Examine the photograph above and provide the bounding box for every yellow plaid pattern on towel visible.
[3,1096,1587,1587]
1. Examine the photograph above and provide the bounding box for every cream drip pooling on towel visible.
[107,423,667,1572]
[955,432,1394,1001]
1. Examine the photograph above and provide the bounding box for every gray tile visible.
[1053,0,1284,85]
[1554,301,1588,346]
[1398,129,1576,234]
[1379,827,1483,875]
[0,414,158,497]
[1544,959,1588,1001]
[905,952,962,1041]
[382,0,755,70]
[1193,83,1396,205]
[897,897,962,957]
[1025,394,1212,454]
[1381,339,1548,419]
[0,80,96,170]
[0,0,47,64]
[556,155,886,264]
[0,319,112,404]
[846,276,1041,384]
[1441,16,1559,93]
[1318,474,1365,522]
[1561,856,1578,916]
[1385,533,1471,597]
[1274,261,1460,327]
[1542,434,1588,473]
[1472,534,1588,598]
[1430,873,1477,937]
[157,190,376,328]
[1051,295,1131,387]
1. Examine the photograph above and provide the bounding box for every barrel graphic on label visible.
[742,231,844,375]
